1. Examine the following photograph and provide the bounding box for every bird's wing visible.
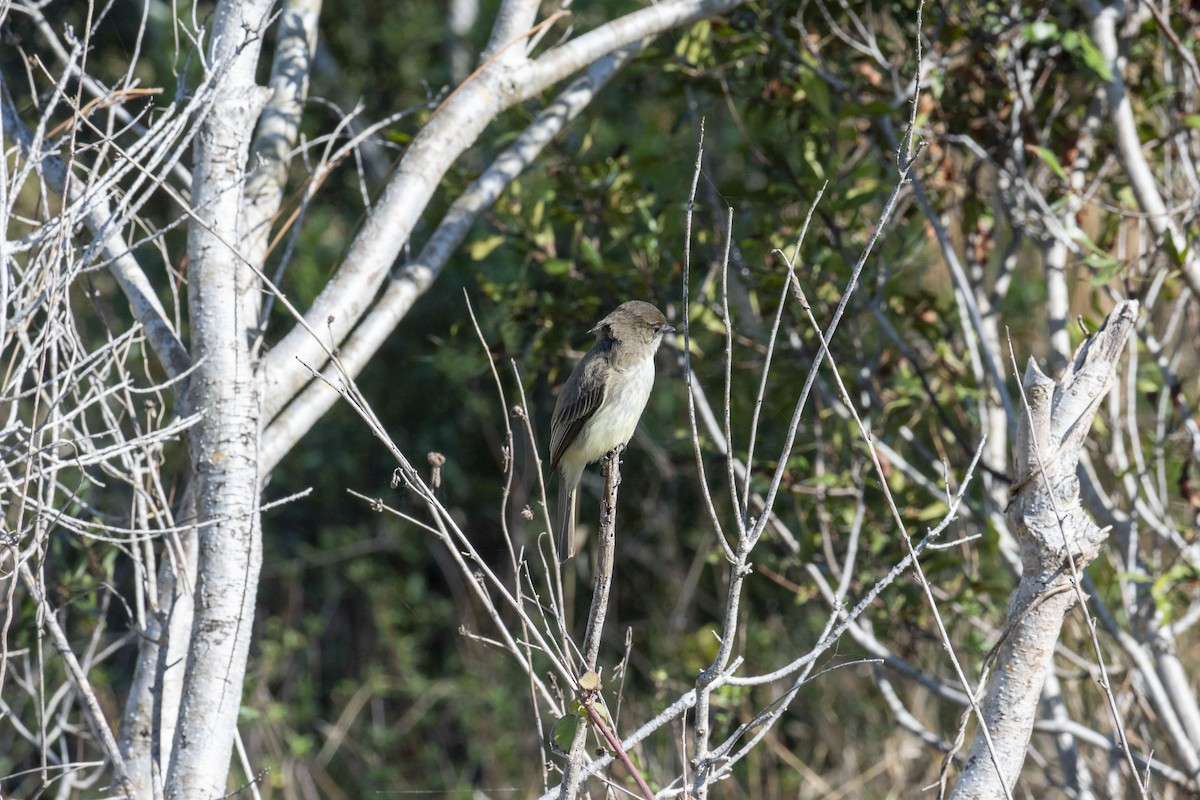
[550,353,607,470]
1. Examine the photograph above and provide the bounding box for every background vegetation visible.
[2,0,1198,797]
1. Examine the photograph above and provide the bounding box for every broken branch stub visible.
[949,299,1138,799]
[1009,299,1138,569]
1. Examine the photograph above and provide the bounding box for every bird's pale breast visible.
[571,358,655,465]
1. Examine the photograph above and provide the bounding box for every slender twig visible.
[564,448,622,795]
[581,690,655,800]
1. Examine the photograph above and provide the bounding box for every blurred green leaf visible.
[468,235,505,261]
[544,258,572,276]
[1034,146,1068,182]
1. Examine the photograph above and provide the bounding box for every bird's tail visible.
[557,474,577,564]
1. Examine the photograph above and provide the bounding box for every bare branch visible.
[260,41,646,470]
[262,0,745,424]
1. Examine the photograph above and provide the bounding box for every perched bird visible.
[550,301,674,562]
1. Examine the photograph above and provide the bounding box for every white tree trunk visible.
[165,0,273,796]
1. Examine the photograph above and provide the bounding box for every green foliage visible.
[8,0,1198,796]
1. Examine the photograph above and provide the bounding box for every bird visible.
[549,300,674,563]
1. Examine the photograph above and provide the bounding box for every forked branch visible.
[949,300,1141,799]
